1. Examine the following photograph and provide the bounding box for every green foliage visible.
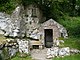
[11,53,32,60]
[0,0,18,14]
[60,37,80,50]
[53,54,80,60]
[20,0,80,20]
[58,16,80,37]
[0,0,80,18]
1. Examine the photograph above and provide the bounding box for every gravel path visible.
[31,49,52,60]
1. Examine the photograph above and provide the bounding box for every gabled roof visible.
[42,19,64,29]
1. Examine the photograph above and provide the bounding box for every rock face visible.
[0,12,11,35]
[0,12,20,37]
[0,5,43,38]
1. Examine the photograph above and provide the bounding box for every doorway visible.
[44,29,53,48]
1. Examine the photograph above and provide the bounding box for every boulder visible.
[51,47,59,57]
[46,47,59,59]
[59,47,70,56]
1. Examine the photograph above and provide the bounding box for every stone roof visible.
[42,19,65,29]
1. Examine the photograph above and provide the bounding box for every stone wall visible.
[0,39,30,59]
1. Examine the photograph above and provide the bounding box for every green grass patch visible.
[11,56,32,60]
[59,37,80,50]
[53,54,80,60]
[63,37,80,50]
[11,53,33,60]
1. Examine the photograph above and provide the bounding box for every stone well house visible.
[23,4,68,48]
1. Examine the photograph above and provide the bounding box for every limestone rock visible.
[70,49,80,54]
[17,39,30,54]
[51,47,59,57]
[46,47,59,59]
[59,47,70,56]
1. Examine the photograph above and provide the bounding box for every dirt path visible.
[31,49,52,60]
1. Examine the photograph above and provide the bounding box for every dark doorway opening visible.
[44,29,53,48]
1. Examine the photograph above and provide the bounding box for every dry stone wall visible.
[0,38,30,59]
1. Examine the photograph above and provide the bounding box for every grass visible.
[63,37,80,50]
[11,56,32,60]
[53,54,80,60]
[59,37,80,50]
[11,53,33,60]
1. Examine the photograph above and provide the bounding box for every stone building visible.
[38,19,68,48]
